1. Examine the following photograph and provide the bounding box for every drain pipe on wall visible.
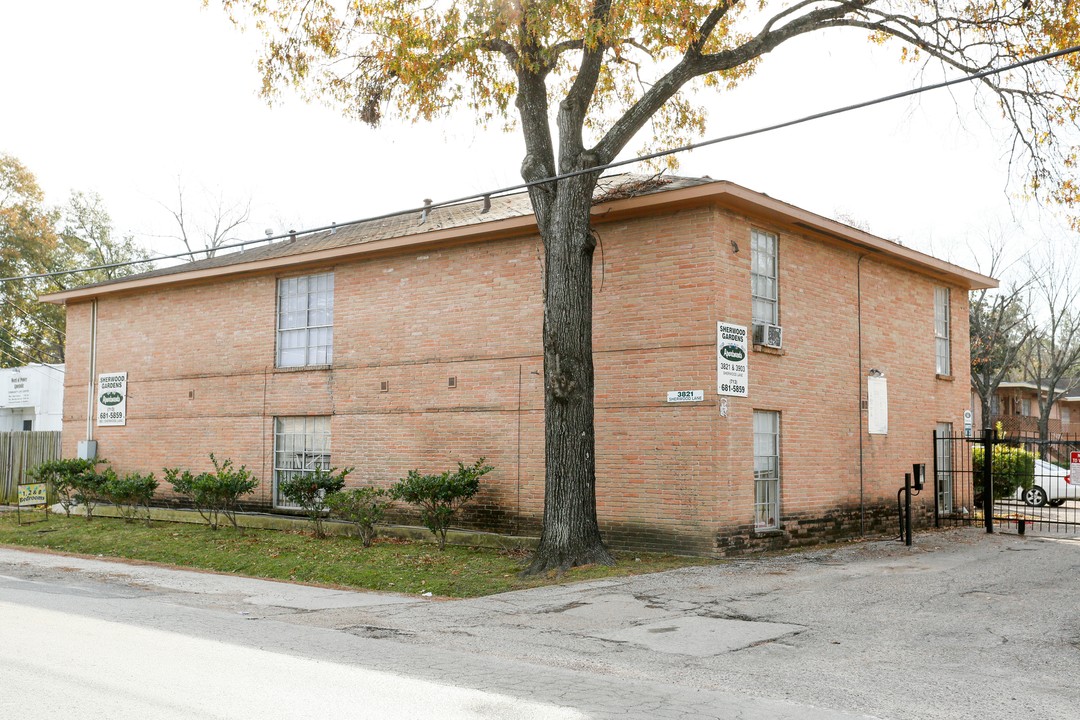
[856,255,866,536]
[80,299,98,459]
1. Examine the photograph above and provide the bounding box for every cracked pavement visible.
[2,528,1079,718]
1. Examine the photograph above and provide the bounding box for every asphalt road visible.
[1,600,584,720]
[2,527,1078,719]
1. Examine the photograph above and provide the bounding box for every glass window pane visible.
[273,415,332,507]
[752,410,780,530]
[751,230,779,326]
[277,272,334,367]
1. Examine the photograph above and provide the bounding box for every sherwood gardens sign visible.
[716,322,748,397]
[97,372,128,427]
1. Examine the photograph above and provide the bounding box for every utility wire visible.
[2,298,67,338]
[2,42,1078,287]
[3,334,63,365]
[0,343,65,373]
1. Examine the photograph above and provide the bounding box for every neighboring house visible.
[985,380,1080,437]
[40,175,994,555]
[0,363,64,432]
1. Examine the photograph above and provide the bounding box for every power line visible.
[2,334,63,365]
[0,336,58,367]
[1,43,1078,287]
[0,343,65,374]
[1,298,66,338]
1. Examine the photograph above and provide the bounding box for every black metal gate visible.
[934,429,1080,534]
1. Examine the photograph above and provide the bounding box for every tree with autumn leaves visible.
[220,0,1080,572]
[0,154,152,368]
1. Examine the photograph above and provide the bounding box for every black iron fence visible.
[934,429,1080,535]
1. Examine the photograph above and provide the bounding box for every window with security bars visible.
[935,422,953,515]
[751,229,778,326]
[277,272,334,367]
[934,286,950,376]
[273,416,331,508]
[753,410,781,530]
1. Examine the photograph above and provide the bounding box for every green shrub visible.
[104,471,159,525]
[972,444,1037,501]
[165,454,258,530]
[279,466,352,538]
[326,486,392,547]
[389,458,492,550]
[71,465,112,520]
[29,458,104,517]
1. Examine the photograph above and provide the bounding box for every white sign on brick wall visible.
[716,322,748,397]
[868,376,888,435]
[97,372,127,427]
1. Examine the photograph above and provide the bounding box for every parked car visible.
[1017,459,1074,507]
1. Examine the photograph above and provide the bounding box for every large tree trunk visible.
[525,174,615,574]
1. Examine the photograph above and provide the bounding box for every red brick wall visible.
[60,203,972,555]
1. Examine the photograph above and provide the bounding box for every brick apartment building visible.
[42,175,995,555]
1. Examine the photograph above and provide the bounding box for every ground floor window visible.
[753,410,781,530]
[935,422,953,515]
[273,416,331,508]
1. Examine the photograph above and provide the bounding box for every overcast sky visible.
[1,0,1069,276]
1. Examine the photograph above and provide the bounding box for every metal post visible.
[982,427,995,534]
[904,472,912,547]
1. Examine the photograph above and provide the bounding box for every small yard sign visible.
[18,482,47,507]
[17,481,48,525]
[97,371,128,427]
[716,322,748,397]
[1072,452,1079,481]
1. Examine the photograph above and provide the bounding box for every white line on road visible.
[0,601,586,720]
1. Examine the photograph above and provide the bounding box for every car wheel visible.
[1049,499,1066,507]
[1024,486,1048,507]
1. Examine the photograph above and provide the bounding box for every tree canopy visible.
[222,0,1080,572]
[0,154,152,368]
[227,0,1080,215]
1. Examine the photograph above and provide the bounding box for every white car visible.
[1018,459,1075,507]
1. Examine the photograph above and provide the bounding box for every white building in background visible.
[0,364,64,432]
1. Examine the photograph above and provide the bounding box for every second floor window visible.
[277,272,334,367]
[934,286,950,376]
[751,229,778,326]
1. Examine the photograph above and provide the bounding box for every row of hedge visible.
[30,456,492,550]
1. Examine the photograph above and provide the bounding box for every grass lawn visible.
[0,511,705,598]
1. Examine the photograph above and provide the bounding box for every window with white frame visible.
[753,410,781,530]
[935,422,954,515]
[934,286,950,376]
[277,272,334,367]
[273,416,331,508]
[751,229,779,326]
